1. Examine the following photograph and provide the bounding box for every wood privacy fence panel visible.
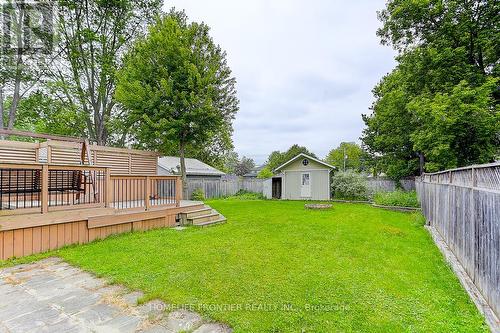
[186,176,264,199]
[366,177,415,193]
[416,163,500,318]
[40,141,158,175]
[0,140,39,164]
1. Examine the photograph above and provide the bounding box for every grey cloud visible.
[164,0,396,163]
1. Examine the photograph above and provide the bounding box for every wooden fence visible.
[416,162,500,319]
[186,176,264,199]
[187,176,417,199]
[366,177,415,193]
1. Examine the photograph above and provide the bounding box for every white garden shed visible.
[272,153,335,200]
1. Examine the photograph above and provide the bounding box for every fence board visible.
[186,176,264,199]
[366,177,415,193]
[416,163,500,319]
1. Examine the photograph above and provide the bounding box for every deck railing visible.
[109,175,181,210]
[0,163,181,216]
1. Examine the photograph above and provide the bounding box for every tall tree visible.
[222,151,240,174]
[1,1,52,133]
[362,0,499,178]
[51,0,161,145]
[325,142,364,172]
[234,156,255,176]
[116,11,239,197]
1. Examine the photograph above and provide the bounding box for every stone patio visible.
[0,258,232,333]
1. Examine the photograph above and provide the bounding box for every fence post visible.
[471,167,477,187]
[175,176,182,207]
[41,165,49,213]
[105,168,112,208]
[448,170,452,230]
[145,176,151,210]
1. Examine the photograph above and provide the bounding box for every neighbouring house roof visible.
[273,153,336,172]
[157,156,225,176]
[243,165,265,177]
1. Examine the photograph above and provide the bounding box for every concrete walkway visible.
[0,258,231,333]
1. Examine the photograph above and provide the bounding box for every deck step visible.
[183,207,213,219]
[178,207,213,225]
[190,213,221,225]
[177,204,226,227]
[194,217,227,227]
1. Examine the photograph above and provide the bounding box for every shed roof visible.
[158,156,225,176]
[273,153,335,172]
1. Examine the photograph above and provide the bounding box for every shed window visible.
[302,173,310,185]
[302,159,309,166]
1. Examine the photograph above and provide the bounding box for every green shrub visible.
[228,190,265,200]
[331,171,369,200]
[373,190,420,208]
[257,166,273,179]
[191,188,205,201]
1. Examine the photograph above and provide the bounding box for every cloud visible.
[164,0,396,163]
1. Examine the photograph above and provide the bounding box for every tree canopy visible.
[325,142,364,172]
[233,156,255,176]
[265,145,317,171]
[115,11,238,196]
[362,0,500,178]
[52,0,162,145]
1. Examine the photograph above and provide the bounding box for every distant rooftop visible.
[243,165,265,177]
[157,156,225,176]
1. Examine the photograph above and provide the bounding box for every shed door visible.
[301,172,311,197]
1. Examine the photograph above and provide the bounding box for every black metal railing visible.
[0,163,180,215]
[111,176,146,209]
[0,168,41,210]
[111,175,179,210]
[150,177,177,206]
[48,168,106,207]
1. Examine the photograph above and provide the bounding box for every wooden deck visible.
[0,162,203,260]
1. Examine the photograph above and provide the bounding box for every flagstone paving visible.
[0,258,231,333]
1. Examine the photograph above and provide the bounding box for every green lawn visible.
[4,200,487,332]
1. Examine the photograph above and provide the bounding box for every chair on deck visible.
[0,169,94,209]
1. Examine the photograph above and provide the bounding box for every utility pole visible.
[343,146,347,172]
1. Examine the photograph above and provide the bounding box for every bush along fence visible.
[416,162,500,321]
[186,176,264,199]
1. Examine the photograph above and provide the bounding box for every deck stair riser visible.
[178,204,226,227]
[195,218,226,227]
[185,208,213,219]
[192,213,222,224]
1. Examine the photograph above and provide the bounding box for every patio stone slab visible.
[162,309,204,332]
[0,257,231,332]
[193,323,233,333]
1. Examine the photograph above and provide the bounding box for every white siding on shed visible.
[277,155,333,201]
[283,169,330,200]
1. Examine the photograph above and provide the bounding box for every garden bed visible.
[304,203,332,209]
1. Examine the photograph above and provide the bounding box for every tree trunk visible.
[179,141,188,200]
[419,152,425,175]
[6,6,25,131]
[0,86,4,140]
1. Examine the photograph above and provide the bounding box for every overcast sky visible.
[164,0,396,164]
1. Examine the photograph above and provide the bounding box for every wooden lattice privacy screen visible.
[416,162,500,320]
[0,140,39,164]
[0,140,158,175]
